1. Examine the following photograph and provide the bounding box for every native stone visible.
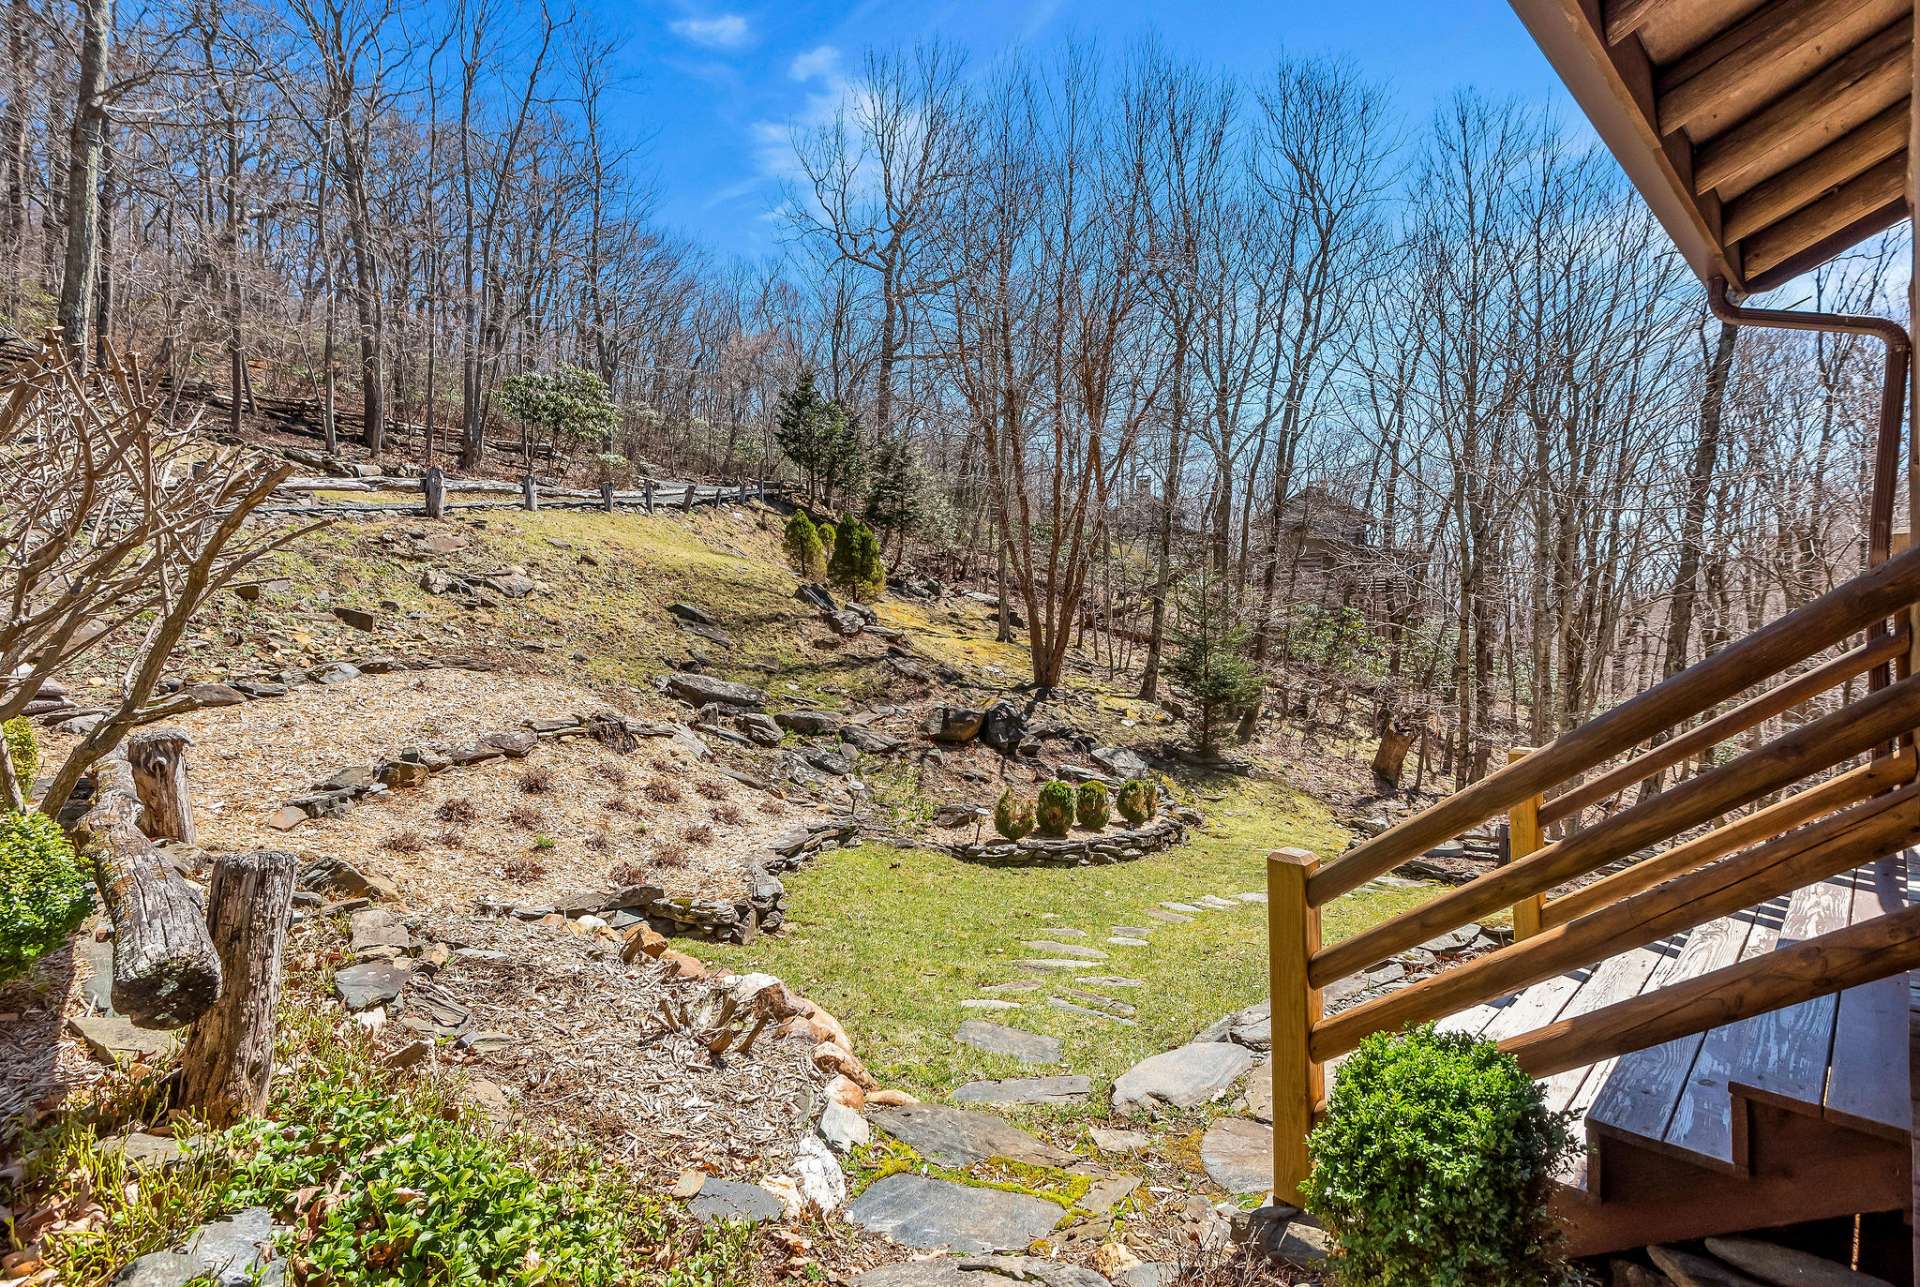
[844,1175,1063,1254]
[869,1104,1071,1168]
[1201,1118,1274,1194]
[1112,1043,1257,1115]
[955,1020,1061,1063]
[665,671,766,710]
[950,1075,1092,1107]
[850,1257,1109,1287]
[688,1178,783,1225]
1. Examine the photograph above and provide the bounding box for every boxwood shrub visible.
[1115,777,1155,825]
[1075,780,1110,829]
[1302,1023,1578,1286]
[1034,781,1076,838]
[993,789,1034,841]
[1,809,95,980]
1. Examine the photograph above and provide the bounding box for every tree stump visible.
[178,850,297,1124]
[1372,721,1416,789]
[521,473,539,512]
[80,749,222,1027]
[127,727,194,844]
[423,466,446,519]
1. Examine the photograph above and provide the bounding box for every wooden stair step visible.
[1819,851,1911,1138]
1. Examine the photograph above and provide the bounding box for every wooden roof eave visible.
[1511,0,1752,293]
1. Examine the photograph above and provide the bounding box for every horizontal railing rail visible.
[1307,541,1920,907]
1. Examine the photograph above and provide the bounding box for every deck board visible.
[1823,853,1910,1137]
[1586,912,1758,1145]
[1717,877,1852,1119]
[1661,893,1794,1165]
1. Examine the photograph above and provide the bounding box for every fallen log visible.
[76,748,222,1028]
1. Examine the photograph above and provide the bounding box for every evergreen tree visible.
[1167,571,1263,759]
[775,372,864,506]
[828,518,887,602]
[864,434,924,550]
[783,510,827,581]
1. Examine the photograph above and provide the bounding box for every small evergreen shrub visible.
[993,789,1034,841]
[0,809,94,980]
[4,716,37,795]
[828,518,886,601]
[1075,781,1110,829]
[817,521,837,558]
[783,510,827,581]
[1116,777,1155,825]
[1034,781,1076,838]
[1303,1024,1577,1287]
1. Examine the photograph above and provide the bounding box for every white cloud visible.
[787,45,840,82]
[669,14,751,50]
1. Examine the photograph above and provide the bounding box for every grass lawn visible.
[705,774,1436,1120]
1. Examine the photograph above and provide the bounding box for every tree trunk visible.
[177,850,297,1124]
[55,0,111,366]
[77,748,222,1028]
[127,728,194,844]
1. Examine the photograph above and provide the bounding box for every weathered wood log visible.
[178,850,297,1124]
[1313,668,1920,985]
[423,466,446,520]
[681,482,696,513]
[1723,100,1909,242]
[643,478,655,514]
[126,728,194,844]
[78,750,222,1028]
[1312,542,1920,905]
[520,473,539,512]
[600,481,615,513]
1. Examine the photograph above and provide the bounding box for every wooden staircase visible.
[1264,542,1920,1255]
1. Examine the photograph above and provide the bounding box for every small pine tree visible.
[775,373,865,507]
[1116,778,1155,826]
[993,790,1035,841]
[1167,571,1264,760]
[1035,782,1076,837]
[828,518,886,602]
[865,434,925,551]
[817,521,837,560]
[783,511,827,581]
[1076,781,1110,829]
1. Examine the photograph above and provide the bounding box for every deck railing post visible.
[1507,747,1546,940]
[1268,846,1323,1206]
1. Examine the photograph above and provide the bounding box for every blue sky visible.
[603,0,1572,259]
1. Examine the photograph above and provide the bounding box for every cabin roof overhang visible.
[1509,0,1913,295]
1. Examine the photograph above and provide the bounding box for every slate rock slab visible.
[1703,1237,1886,1286]
[950,1075,1092,1107]
[664,671,766,711]
[1244,1057,1273,1123]
[844,1174,1063,1254]
[69,1015,181,1065]
[1112,1042,1257,1115]
[852,1256,1110,1287]
[956,1020,1061,1064]
[1201,1118,1274,1194]
[334,961,411,1011]
[870,1104,1071,1168]
[688,1178,783,1225]
[1196,1001,1271,1051]
[112,1206,279,1287]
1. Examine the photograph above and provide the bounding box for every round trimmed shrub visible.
[1075,781,1110,829]
[4,716,37,793]
[1,809,94,980]
[1303,1023,1577,1286]
[1034,781,1075,838]
[992,790,1034,841]
[1115,778,1155,825]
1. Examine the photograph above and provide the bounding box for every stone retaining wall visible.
[947,812,1192,867]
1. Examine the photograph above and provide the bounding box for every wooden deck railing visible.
[1265,539,1920,1203]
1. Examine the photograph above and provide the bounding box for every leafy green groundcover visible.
[42,1012,753,1287]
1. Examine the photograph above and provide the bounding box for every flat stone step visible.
[1161,901,1202,914]
[1042,927,1089,938]
[1048,996,1137,1025]
[955,1020,1062,1064]
[1113,1042,1258,1115]
[980,979,1042,993]
[1195,895,1237,909]
[950,1075,1093,1107]
[1020,940,1107,959]
[1111,925,1153,937]
[1079,975,1144,988]
[1105,937,1149,948]
[1062,988,1137,1017]
[1143,908,1191,924]
[959,999,1021,1011]
[1016,959,1101,972]
[1235,891,1266,903]
[1201,1117,1274,1194]
[870,1104,1072,1168]
[844,1174,1062,1254]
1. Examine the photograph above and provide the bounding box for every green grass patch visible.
[706,775,1433,1117]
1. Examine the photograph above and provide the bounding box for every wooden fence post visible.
[756,478,766,503]
[1507,746,1546,940]
[600,481,615,513]
[521,473,538,512]
[1269,846,1323,1206]
[423,466,446,519]
[127,728,194,844]
[681,482,696,513]
[178,850,297,1125]
[642,478,655,514]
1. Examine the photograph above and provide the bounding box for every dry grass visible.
[594,762,628,787]
[607,861,649,886]
[653,844,689,869]
[712,803,743,826]
[696,780,726,801]
[518,764,556,795]
[436,797,477,825]
[759,798,785,815]
[683,821,715,846]
[601,796,633,814]
[381,828,426,854]
[504,802,543,830]
[644,778,682,804]
[501,855,546,882]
